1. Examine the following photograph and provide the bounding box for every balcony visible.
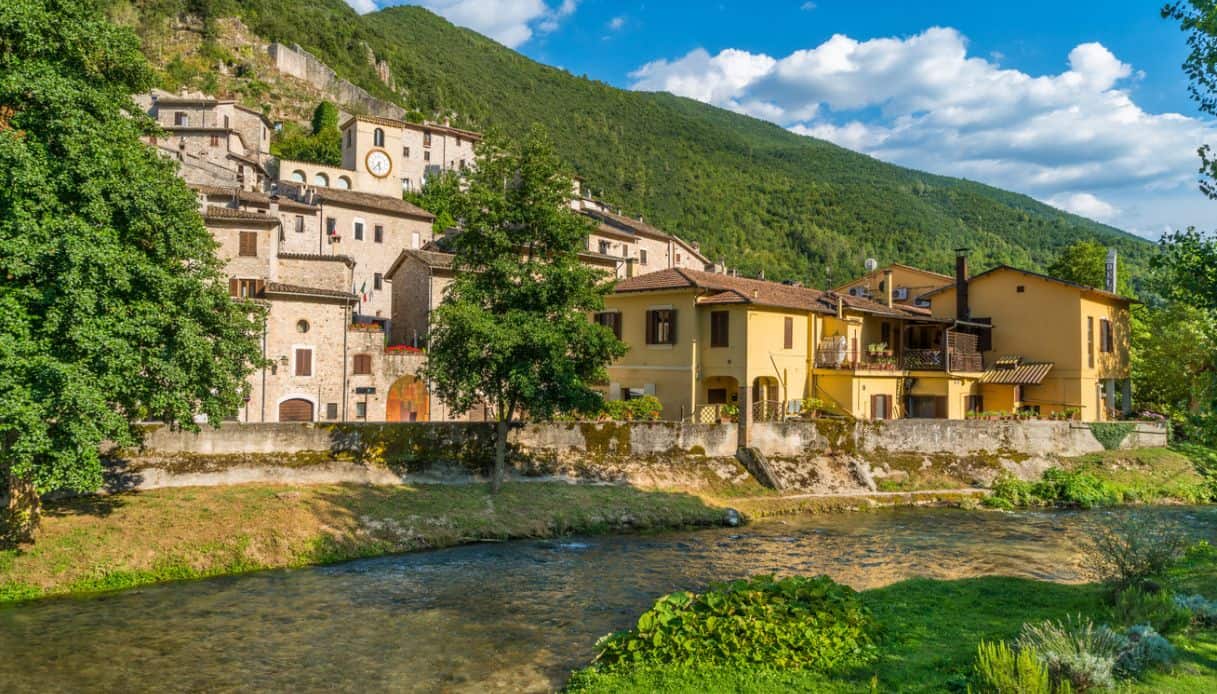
[815,331,982,373]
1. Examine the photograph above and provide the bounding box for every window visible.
[210,134,220,147]
[336,176,351,190]
[326,403,339,420]
[456,136,463,146]
[676,253,682,264]
[223,115,230,129]
[238,231,258,257]
[296,320,310,334]
[646,309,676,345]
[640,249,648,265]
[870,394,891,420]
[355,402,367,419]
[1100,318,1113,353]
[313,172,329,187]
[1087,316,1095,368]
[594,312,622,340]
[374,225,384,243]
[326,217,337,236]
[459,159,466,170]
[373,128,385,147]
[423,151,431,162]
[354,220,364,241]
[707,388,728,404]
[295,215,304,233]
[783,317,794,349]
[353,354,372,375]
[229,278,263,298]
[710,311,729,347]
[402,178,412,192]
[403,146,410,158]
[423,129,432,147]
[291,170,306,183]
[599,240,611,254]
[374,273,383,291]
[1016,285,1025,293]
[878,280,886,292]
[411,231,421,249]
[294,348,313,377]
[174,112,187,126]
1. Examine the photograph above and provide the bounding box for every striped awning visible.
[981,357,1054,385]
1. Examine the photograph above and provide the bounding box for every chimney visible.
[883,269,894,308]
[836,294,844,319]
[955,248,970,320]
[1105,249,1118,293]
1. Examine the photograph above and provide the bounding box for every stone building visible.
[135,89,272,191]
[572,194,715,278]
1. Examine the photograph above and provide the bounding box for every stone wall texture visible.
[268,43,407,121]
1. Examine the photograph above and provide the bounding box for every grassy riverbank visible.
[569,549,1217,692]
[0,482,726,604]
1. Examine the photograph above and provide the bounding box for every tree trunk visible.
[491,419,508,494]
[2,468,39,547]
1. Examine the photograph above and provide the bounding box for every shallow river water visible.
[2,506,1216,693]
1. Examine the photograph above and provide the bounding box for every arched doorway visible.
[278,398,314,422]
[387,375,430,422]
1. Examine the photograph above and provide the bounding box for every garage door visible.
[278,398,314,422]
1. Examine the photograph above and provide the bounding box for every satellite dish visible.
[864,258,879,272]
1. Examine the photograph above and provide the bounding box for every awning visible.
[981,357,1054,385]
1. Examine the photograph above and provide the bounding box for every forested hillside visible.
[105,0,1152,284]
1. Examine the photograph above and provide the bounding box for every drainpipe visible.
[883,269,894,308]
[260,320,267,422]
[342,299,349,422]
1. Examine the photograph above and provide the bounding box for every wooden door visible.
[278,398,314,422]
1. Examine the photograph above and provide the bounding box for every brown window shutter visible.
[255,279,265,297]
[295,349,311,377]
[784,317,794,349]
[667,310,676,344]
[239,231,258,257]
[229,278,239,297]
[353,354,371,375]
[610,313,621,340]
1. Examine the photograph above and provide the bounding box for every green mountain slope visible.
[109,0,1152,284]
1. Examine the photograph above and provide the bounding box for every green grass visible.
[0,482,726,604]
[569,563,1217,692]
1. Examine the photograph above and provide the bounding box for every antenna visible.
[864,258,878,272]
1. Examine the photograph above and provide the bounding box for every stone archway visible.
[386,375,430,422]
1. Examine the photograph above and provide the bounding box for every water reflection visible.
[2,506,1214,692]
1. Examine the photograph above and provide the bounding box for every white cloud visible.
[608,16,625,31]
[1045,192,1121,222]
[346,0,378,14]
[800,1,816,9]
[406,0,577,47]
[629,27,1217,235]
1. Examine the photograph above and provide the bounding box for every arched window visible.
[291,170,306,183]
[336,176,352,190]
[313,172,329,187]
[373,128,385,147]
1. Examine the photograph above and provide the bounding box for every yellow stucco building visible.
[601,268,987,422]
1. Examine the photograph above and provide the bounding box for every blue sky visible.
[356,1,1216,238]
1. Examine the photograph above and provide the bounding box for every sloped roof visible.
[264,282,357,302]
[922,265,1134,304]
[203,206,280,225]
[278,252,355,267]
[314,188,435,220]
[193,185,316,212]
[614,268,941,319]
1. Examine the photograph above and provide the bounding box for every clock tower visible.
[339,115,404,197]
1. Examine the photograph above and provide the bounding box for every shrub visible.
[984,473,1037,508]
[597,395,663,421]
[1109,588,1192,635]
[971,640,1063,694]
[1016,617,1124,691]
[592,575,877,673]
[1079,514,1191,589]
[1114,624,1175,679]
[1034,469,1120,509]
[1089,423,1136,451]
[1173,594,1217,627]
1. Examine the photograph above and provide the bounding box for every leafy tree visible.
[421,128,626,492]
[1132,301,1217,414]
[1165,1,1217,198]
[406,169,462,233]
[311,100,339,135]
[1153,227,1217,309]
[0,0,263,544]
[272,119,341,166]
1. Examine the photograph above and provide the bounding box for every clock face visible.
[365,149,392,178]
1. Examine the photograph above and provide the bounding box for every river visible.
[2,506,1215,692]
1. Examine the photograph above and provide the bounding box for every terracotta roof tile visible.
[193,185,316,212]
[314,188,435,220]
[981,358,1055,385]
[278,252,355,266]
[203,206,280,225]
[921,265,1135,304]
[264,282,356,301]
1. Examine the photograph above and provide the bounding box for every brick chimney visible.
[883,269,894,308]
[955,248,970,320]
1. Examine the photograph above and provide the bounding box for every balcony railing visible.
[815,346,982,372]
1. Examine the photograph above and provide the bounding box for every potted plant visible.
[721,403,739,423]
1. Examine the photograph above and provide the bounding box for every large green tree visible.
[0,0,263,544]
[272,101,342,166]
[421,128,626,492]
[1166,1,1217,199]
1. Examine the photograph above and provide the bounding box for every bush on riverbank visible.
[590,575,876,674]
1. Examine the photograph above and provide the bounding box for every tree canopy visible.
[421,128,626,491]
[0,0,263,543]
